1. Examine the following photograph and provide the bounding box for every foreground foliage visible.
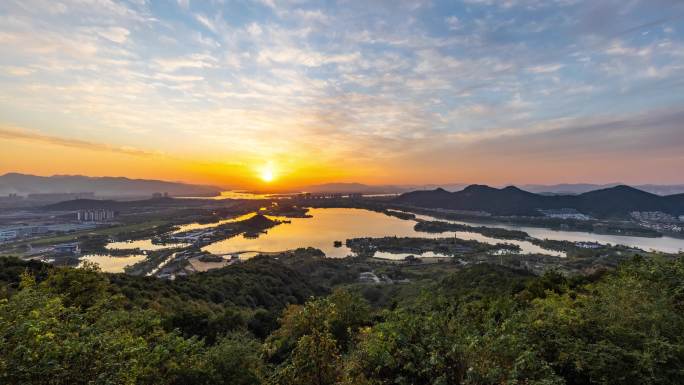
[1,254,683,384]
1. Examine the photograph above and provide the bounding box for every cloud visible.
[154,53,218,72]
[96,27,130,43]
[527,64,564,73]
[194,14,218,33]
[247,22,262,37]
[604,42,651,57]
[445,16,460,30]
[293,9,328,23]
[0,125,158,157]
[257,48,360,67]
[152,73,204,82]
[469,107,684,162]
[2,66,34,76]
[0,0,683,184]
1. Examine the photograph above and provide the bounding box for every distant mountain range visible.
[518,183,684,196]
[2,172,683,207]
[299,182,684,196]
[0,173,221,197]
[394,185,684,219]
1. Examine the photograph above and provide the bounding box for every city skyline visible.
[1,0,684,188]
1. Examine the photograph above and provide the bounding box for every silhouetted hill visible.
[397,185,546,216]
[395,185,684,218]
[290,182,684,196]
[42,199,123,210]
[573,185,666,217]
[666,193,684,210]
[392,187,454,207]
[520,183,684,195]
[242,214,278,229]
[0,173,221,197]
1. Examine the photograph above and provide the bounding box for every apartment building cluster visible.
[630,211,683,233]
[77,209,116,222]
[630,211,678,223]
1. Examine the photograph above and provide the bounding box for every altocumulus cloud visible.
[0,0,683,183]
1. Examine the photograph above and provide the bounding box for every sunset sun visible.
[259,164,276,183]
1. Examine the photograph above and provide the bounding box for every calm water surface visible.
[201,208,562,258]
[411,213,684,254]
[80,254,146,273]
[172,213,260,233]
[106,239,187,251]
[89,207,683,272]
[179,191,288,200]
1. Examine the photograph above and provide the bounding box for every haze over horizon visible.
[4,171,684,197]
[1,0,684,189]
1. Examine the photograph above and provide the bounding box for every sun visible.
[259,164,276,183]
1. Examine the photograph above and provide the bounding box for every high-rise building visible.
[77,209,116,222]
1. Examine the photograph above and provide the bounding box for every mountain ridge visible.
[0,173,222,197]
[294,182,684,196]
[394,184,684,218]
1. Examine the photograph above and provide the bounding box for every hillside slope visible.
[0,173,221,197]
[394,184,684,218]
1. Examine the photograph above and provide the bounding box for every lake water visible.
[102,213,258,251]
[201,208,563,258]
[179,191,288,200]
[172,213,260,233]
[106,239,187,251]
[87,207,684,273]
[411,213,684,254]
[80,254,146,273]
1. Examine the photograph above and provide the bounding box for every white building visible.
[0,228,19,242]
[359,271,381,283]
[0,226,47,242]
[77,209,116,222]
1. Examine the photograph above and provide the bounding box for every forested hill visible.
[1,252,684,384]
[394,184,684,218]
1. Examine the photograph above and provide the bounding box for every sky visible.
[1,0,683,189]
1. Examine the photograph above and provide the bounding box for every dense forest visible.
[1,251,683,384]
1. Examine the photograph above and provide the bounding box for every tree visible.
[278,330,342,385]
[521,256,684,385]
[0,271,206,385]
[346,306,468,385]
[265,289,370,363]
[202,332,264,385]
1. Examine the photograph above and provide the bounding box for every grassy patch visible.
[2,220,171,249]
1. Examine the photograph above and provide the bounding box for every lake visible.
[106,239,187,251]
[86,207,684,273]
[80,254,147,273]
[172,213,259,233]
[411,213,684,254]
[201,208,564,258]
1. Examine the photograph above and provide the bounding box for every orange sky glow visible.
[1,1,683,190]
